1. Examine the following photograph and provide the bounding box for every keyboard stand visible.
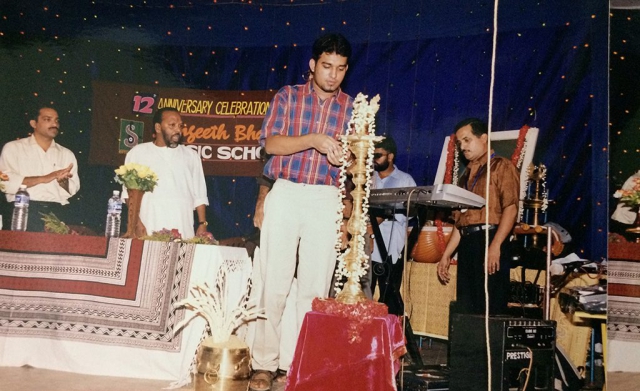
[370,212,424,368]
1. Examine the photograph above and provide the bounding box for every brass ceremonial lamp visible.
[334,97,383,304]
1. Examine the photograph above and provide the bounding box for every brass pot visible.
[196,335,251,381]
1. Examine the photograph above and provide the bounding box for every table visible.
[608,240,640,373]
[573,311,606,388]
[285,311,406,391]
[0,231,251,382]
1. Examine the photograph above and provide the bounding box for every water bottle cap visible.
[19,185,27,190]
[113,190,120,196]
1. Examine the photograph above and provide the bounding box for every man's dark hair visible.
[312,33,351,62]
[375,135,397,156]
[153,107,180,125]
[29,106,54,121]
[454,117,487,137]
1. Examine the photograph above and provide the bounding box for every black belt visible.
[458,224,497,236]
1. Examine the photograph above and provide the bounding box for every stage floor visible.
[1,338,627,391]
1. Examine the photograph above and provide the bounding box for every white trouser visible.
[247,248,298,372]
[252,179,340,371]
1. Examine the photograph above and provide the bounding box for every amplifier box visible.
[448,314,556,391]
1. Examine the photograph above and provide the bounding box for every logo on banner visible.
[132,93,157,114]
[119,119,144,154]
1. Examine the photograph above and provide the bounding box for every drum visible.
[410,224,453,263]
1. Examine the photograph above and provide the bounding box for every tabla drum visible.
[410,224,453,263]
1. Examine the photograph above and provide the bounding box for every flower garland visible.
[435,134,459,253]
[435,218,446,254]
[333,93,381,295]
[511,124,530,170]
[443,133,457,185]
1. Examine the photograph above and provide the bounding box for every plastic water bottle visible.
[11,185,30,231]
[105,190,122,238]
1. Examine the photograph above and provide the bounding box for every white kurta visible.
[0,135,80,204]
[122,142,208,239]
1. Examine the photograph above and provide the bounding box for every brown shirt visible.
[453,153,520,228]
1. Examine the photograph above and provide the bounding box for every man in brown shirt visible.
[437,118,520,315]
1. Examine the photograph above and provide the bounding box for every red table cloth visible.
[285,311,406,391]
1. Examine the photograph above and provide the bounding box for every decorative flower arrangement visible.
[614,177,640,207]
[0,171,7,192]
[142,228,182,242]
[40,212,78,235]
[183,231,219,245]
[173,266,264,344]
[334,93,381,295]
[114,163,158,192]
[142,228,219,245]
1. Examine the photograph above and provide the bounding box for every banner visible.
[90,80,275,176]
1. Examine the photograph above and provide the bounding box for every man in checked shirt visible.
[249,33,353,390]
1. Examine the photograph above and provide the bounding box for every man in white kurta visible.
[122,108,208,239]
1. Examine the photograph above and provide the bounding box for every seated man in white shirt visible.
[0,106,80,231]
[367,136,416,315]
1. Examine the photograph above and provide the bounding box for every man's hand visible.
[196,223,208,236]
[52,164,73,192]
[253,185,270,229]
[51,163,74,182]
[311,134,343,166]
[22,163,74,191]
[437,255,451,284]
[487,242,501,275]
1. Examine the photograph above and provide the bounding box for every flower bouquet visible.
[113,163,158,192]
[614,177,640,207]
[114,163,158,238]
[614,177,640,233]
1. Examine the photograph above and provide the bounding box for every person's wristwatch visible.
[199,221,208,226]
